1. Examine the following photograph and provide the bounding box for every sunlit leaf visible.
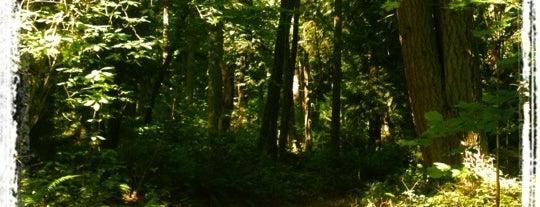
[83,100,95,107]
[92,102,100,111]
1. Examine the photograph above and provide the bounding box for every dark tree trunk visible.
[207,23,225,133]
[397,0,445,165]
[145,0,172,124]
[278,0,301,158]
[330,0,342,154]
[221,63,234,131]
[260,0,293,157]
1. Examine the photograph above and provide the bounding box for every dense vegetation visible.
[17,0,521,206]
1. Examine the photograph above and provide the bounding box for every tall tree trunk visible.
[235,55,247,128]
[435,0,480,162]
[397,0,480,165]
[259,0,293,157]
[144,0,172,124]
[221,62,234,131]
[299,48,312,151]
[278,0,301,158]
[397,0,445,165]
[435,0,479,105]
[207,23,225,133]
[330,0,342,154]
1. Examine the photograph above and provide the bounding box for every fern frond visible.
[46,174,82,192]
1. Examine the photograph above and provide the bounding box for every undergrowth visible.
[354,149,521,207]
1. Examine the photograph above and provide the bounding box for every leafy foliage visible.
[356,157,521,207]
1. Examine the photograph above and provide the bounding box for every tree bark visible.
[435,0,480,107]
[435,0,480,162]
[397,0,445,165]
[397,0,480,165]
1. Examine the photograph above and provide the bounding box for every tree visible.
[330,0,342,154]
[204,1,234,133]
[397,0,480,165]
[145,0,173,124]
[207,23,225,132]
[278,0,301,158]
[259,0,294,157]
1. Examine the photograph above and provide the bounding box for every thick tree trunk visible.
[260,0,293,157]
[397,0,480,165]
[397,0,445,165]
[435,1,480,107]
[330,0,342,154]
[435,0,480,162]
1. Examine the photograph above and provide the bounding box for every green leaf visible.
[384,192,396,197]
[381,0,401,11]
[425,111,443,122]
[427,166,446,178]
[433,162,451,171]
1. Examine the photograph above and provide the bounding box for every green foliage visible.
[19,2,156,166]
[402,90,518,149]
[426,162,465,179]
[381,0,401,11]
[423,90,519,137]
[355,160,521,207]
[117,126,321,205]
[20,149,128,206]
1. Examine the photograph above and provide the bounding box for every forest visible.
[17,0,522,206]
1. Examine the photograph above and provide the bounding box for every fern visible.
[46,174,81,192]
